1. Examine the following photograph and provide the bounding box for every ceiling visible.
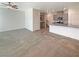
[1,2,79,11]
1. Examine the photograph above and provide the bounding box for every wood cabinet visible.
[40,12,47,29]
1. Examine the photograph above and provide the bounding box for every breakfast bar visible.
[49,25,79,40]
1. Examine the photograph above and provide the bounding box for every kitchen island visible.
[49,24,79,40]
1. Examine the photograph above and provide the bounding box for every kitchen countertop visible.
[51,23,79,29]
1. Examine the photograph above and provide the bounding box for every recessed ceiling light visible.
[63,8,67,10]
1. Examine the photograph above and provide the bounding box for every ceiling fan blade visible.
[12,5,18,9]
[1,2,18,9]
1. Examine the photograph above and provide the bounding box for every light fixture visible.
[64,8,66,10]
[63,8,68,11]
[1,2,18,9]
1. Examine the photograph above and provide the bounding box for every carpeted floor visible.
[0,28,79,57]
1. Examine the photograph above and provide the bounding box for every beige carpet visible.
[0,28,79,57]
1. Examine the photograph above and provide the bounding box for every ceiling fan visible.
[1,2,18,9]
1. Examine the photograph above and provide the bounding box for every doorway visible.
[40,12,49,31]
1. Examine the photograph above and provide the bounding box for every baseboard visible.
[0,27,25,32]
[24,26,33,32]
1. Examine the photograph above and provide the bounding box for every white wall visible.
[0,8,25,32]
[68,8,79,27]
[0,7,40,32]
[25,8,40,31]
[25,8,33,31]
